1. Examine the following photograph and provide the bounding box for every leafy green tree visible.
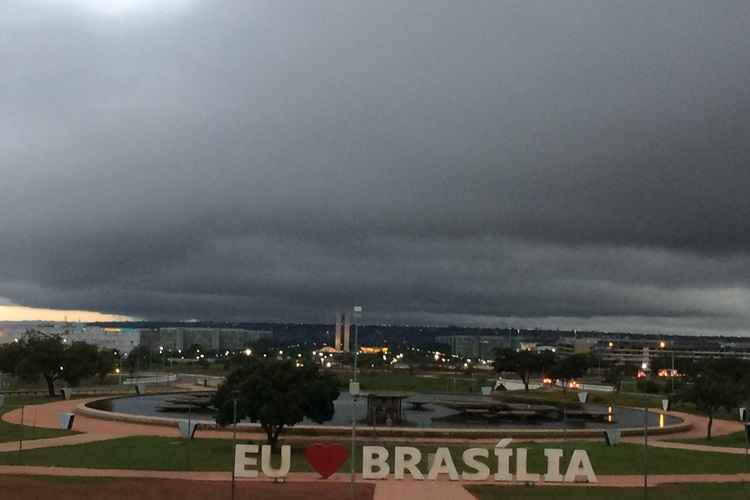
[678,358,750,439]
[15,334,68,396]
[0,340,26,375]
[62,341,100,386]
[494,349,556,391]
[212,359,340,447]
[2,334,100,396]
[96,349,117,383]
[549,354,591,392]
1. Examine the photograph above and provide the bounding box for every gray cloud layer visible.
[2,1,750,334]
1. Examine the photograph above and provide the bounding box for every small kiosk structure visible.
[363,392,411,425]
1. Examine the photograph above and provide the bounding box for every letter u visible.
[261,445,291,478]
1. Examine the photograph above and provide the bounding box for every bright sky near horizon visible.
[0,304,131,322]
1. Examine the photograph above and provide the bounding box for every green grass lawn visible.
[467,483,750,500]
[0,397,77,444]
[1,436,749,476]
[670,430,749,449]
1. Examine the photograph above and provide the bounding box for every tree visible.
[0,340,25,375]
[549,354,591,392]
[2,334,100,396]
[95,349,117,383]
[123,345,151,374]
[603,365,625,393]
[212,359,340,447]
[650,354,675,378]
[16,334,68,396]
[494,349,556,391]
[62,341,100,386]
[678,358,750,439]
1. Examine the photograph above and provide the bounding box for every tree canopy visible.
[494,349,556,391]
[549,353,591,391]
[212,359,340,446]
[0,333,105,396]
[677,357,750,439]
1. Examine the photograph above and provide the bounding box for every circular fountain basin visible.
[80,391,689,439]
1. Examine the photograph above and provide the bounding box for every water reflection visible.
[93,393,683,430]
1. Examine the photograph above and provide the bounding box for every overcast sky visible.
[2,0,750,335]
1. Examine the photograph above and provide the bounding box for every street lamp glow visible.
[244,348,252,356]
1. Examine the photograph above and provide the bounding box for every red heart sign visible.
[305,443,349,479]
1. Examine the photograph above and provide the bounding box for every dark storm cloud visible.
[2,0,750,333]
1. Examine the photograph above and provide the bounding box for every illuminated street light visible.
[244,348,252,356]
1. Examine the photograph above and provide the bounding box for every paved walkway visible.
[621,410,747,454]
[0,433,118,453]
[625,437,748,455]
[649,410,744,440]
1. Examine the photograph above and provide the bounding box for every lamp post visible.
[231,393,238,500]
[643,402,649,500]
[350,305,363,500]
[744,422,749,490]
[18,405,24,455]
[659,341,674,393]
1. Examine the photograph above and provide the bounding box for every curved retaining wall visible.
[75,395,692,439]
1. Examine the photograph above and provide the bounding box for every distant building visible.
[140,327,271,353]
[334,313,351,352]
[435,334,513,359]
[0,322,140,353]
[556,336,750,365]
